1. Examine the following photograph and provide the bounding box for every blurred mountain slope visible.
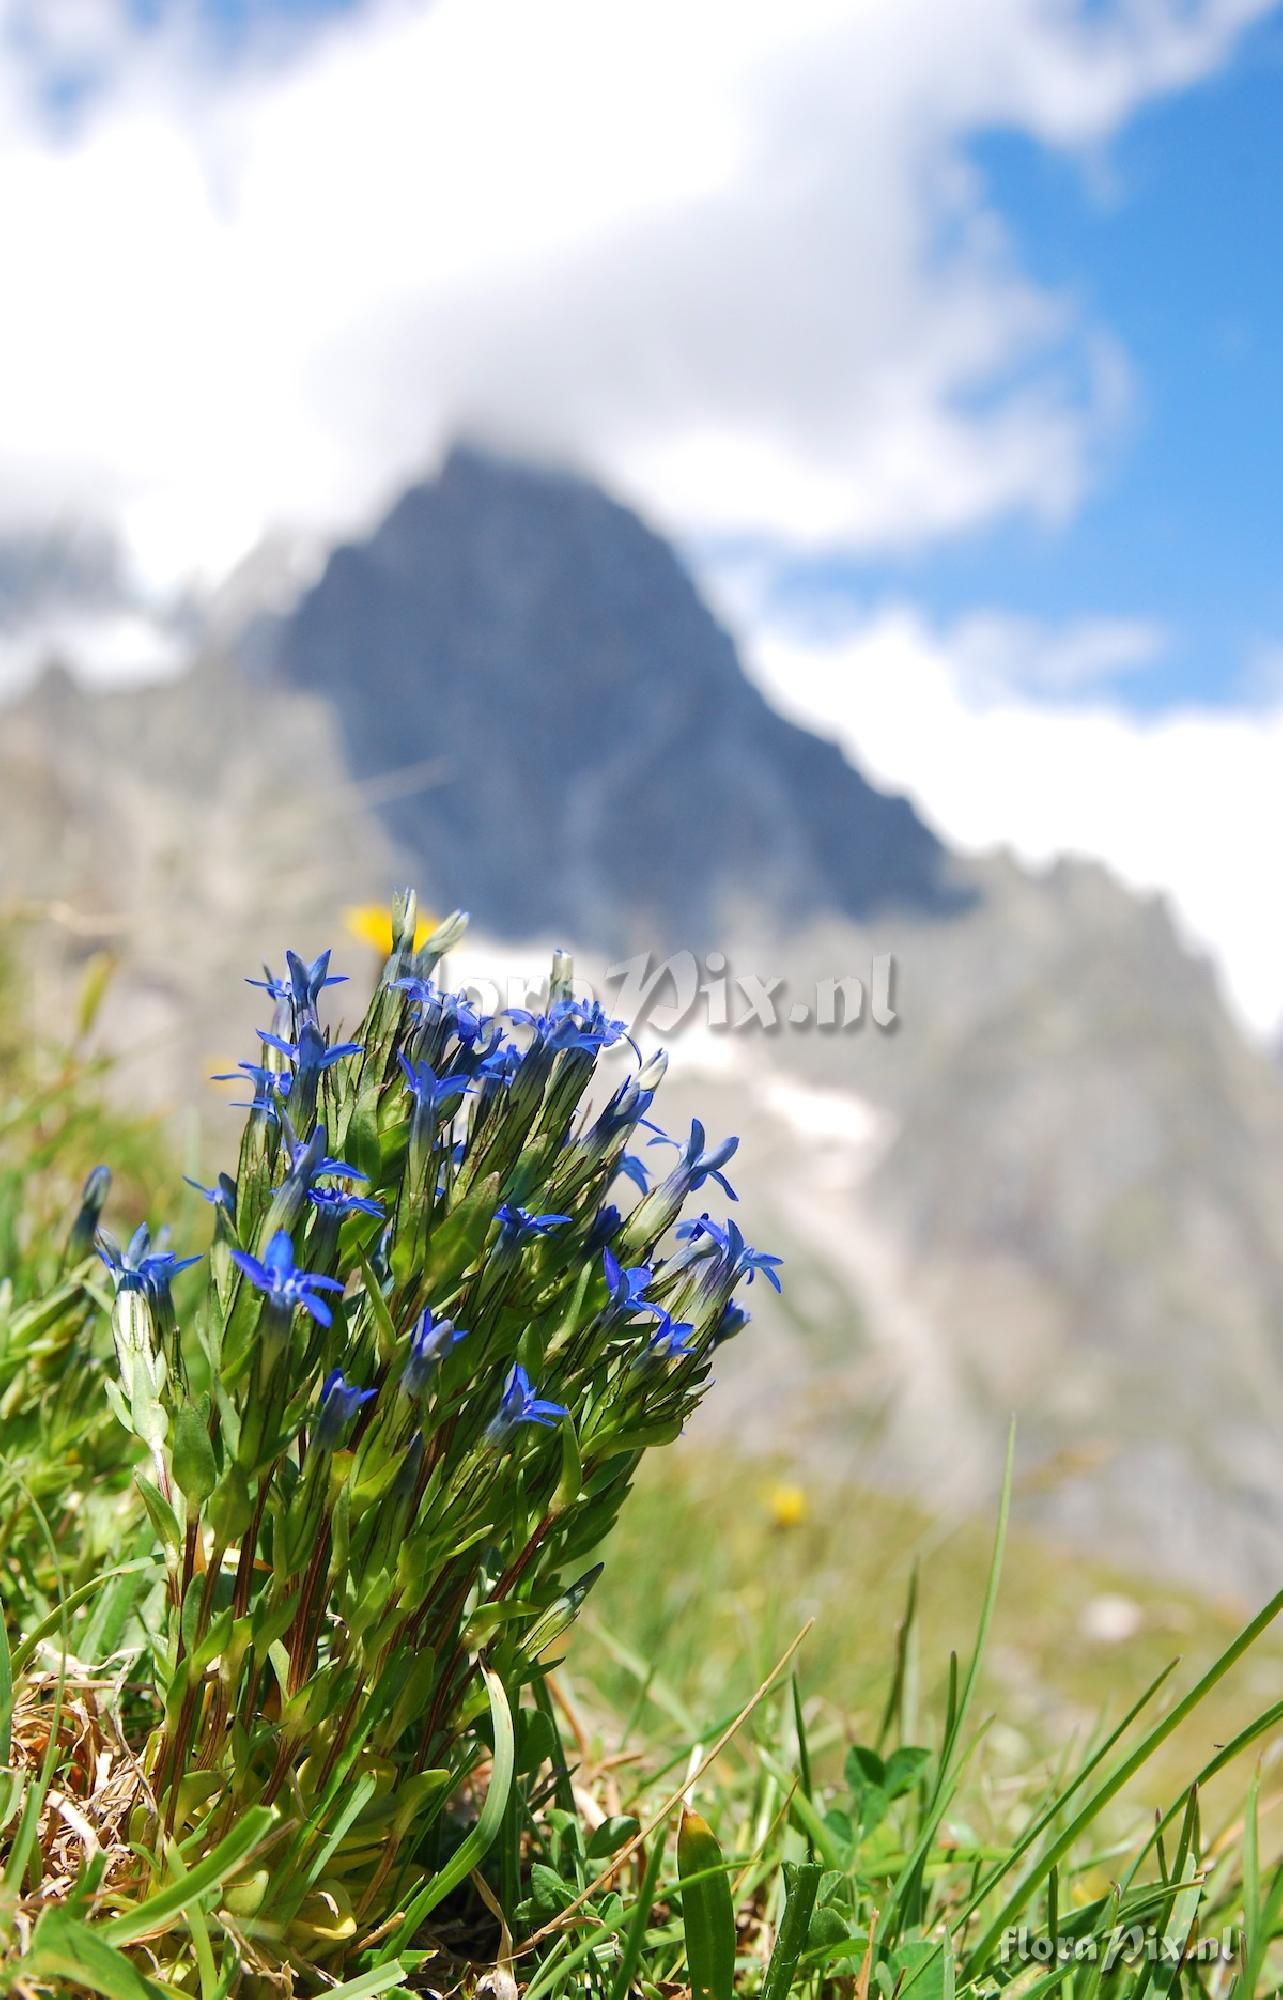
[0,659,396,1106]
[3,445,1283,1592]
[713,860,1283,1590]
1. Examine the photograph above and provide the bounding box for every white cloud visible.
[0,605,187,689]
[746,607,1283,1038]
[946,610,1168,696]
[0,0,1271,601]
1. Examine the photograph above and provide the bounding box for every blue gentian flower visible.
[184,1172,237,1217]
[246,968,294,1005]
[507,996,633,1057]
[639,1315,697,1365]
[495,1203,571,1246]
[67,1164,112,1260]
[229,1230,346,1326]
[674,1214,740,1271]
[571,997,636,1054]
[77,1164,111,1219]
[713,1301,751,1345]
[391,974,440,1009]
[306,1186,385,1220]
[740,1246,783,1290]
[248,949,346,1016]
[475,1039,523,1087]
[678,1120,739,1200]
[674,1212,720,1246]
[586,1203,623,1252]
[451,994,485,1046]
[484,1364,567,1445]
[259,1022,363,1076]
[615,1154,650,1195]
[287,948,346,1013]
[395,979,487,1048]
[280,1120,367,1186]
[313,1368,375,1451]
[603,1248,659,1316]
[674,1216,781,1289]
[397,1052,471,1115]
[263,1122,370,1242]
[212,1061,293,1119]
[401,1307,468,1396]
[591,1077,656,1145]
[98,1224,202,1296]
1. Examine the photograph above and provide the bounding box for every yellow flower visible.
[766,1482,808,1529]
[343,904,436,957]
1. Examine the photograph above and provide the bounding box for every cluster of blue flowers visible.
[101,920,777,1478]
[88,901,781,1927]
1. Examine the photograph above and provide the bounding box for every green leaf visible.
[28,1908,170,1999]
[191,1605,235,1676]
[520,1564,603,1662]
[344,1095,384,1184]
[585,1814,641,1861]
[136,1474,183,1558]
[530,1860,575,1916]
[845,1745,885,1791]
[893,1937,955,1999]
[595,1418,685,1456]
[678,1808,736,2000]
[884,1745,932,1798]
[128,1345,167,1450]
[807,1906,851,1952]
[761,1860,822,2000]
[554,1415,583,1513]
[180,1573,204,1659]
[172,1405,217,1503]
[102,1374,134,1438]
[426,1172,502,1290]
[515,1703,559,1775]
[356,1247,399,1361]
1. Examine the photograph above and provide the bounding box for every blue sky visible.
[709,6,1283,716]
[130,0,360,33]
[968,14,1283,710]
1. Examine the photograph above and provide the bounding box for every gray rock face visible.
[272,444,967,948]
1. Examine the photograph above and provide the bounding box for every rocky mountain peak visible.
[271,442,968,949]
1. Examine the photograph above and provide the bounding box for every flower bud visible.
[65,1164,111,1267]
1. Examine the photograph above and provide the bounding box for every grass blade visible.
[376,1662,515,1962]
[102,1804,277,1945]
[28,1908,171,1999]
[965,1584,1283,1973]
[606,1817,670,2000]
